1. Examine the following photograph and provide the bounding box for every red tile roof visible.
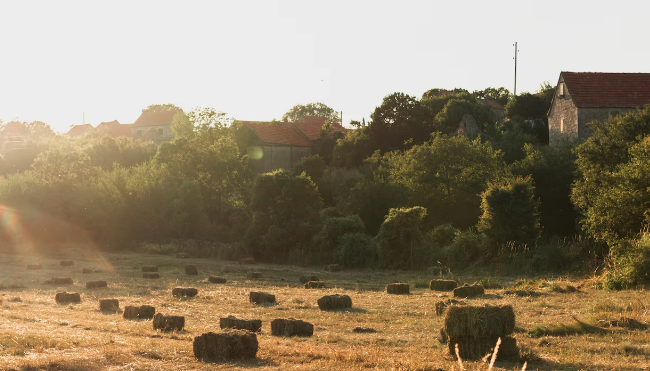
[133,111,176,127]
[244,122,313,147]
[562,72,650,107]
[480,98,505,110]
[67,124,93,135]
[110,124,133,137]
[293,122,349,141]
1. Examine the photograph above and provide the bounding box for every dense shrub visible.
[293,155,326,181]
[338,233,376,268]
[376,206,427,270]
[309,215,365,264]
[442,230,488,269]
[603,233,650,290]
[427,224,459,248]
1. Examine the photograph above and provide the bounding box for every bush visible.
[293,155,326,181]
[443,230,488,269]
[337,233,376,268]
[310,215,365,264]
[427,224,459,248]
[603,233,650,290]
[376,207,427,270]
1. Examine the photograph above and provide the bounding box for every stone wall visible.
[548,76,579,146]
[248,145,312,174]
[457,114,479,138]
[578,107,637,140]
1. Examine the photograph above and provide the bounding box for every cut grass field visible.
[0,249,649,370]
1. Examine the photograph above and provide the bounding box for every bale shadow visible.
[200,357,279,368]
[323,307,367,314]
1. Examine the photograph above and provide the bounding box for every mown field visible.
[0,248,648,370]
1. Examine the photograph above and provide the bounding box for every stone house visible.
[548,72,650,145]
[131,111,176,143]
[239,116,348,174]
[66,124,94,138]
[96,120,133,138]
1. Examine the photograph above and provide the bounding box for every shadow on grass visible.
[200,357,279,368]
[321,307,368,314]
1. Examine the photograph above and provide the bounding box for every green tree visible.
[142,103,184,113]
[376,206,428,270]
[369,92,433,152]
[282,102,340,122]
[433,98,491,135]
[473,87,512,106]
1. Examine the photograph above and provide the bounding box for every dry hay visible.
[153,313,185,331]
[142,273,160,279]
[429,279,457,291]
[299,275,319,284]
[49,278,74,285]
[386,283,410,295]
[271,318,314,337]
[453,283,485,298]
[60,260,74,266]
[86,280,108,289]
[323,264,341,272]
[353,327,377,333]
[176,252,189,259]
[317,294,352,310]
[54,292,81,304]
[27,264,42,270]
[247,272,262,279]
[208,276,227,284]
[442,304,517,360]
[607,317,647,330]
[123,305,156,320]
[185,265,198,275]
[435,299,465,316]
[99,299,120,312]
[428,266,450,276]
[239,258,255,265]
[172,287,198,297]
[81,268,92,274]
[249,292,275,305]
[141,265,158,273]
[219,316,262,332]
[193,329,258,361]
[304,281,326,289]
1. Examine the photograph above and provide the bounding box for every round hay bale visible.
[386,283,410,295]
[317,294,352,311]
[219,316,262,332]
[143,273,160,279]
[249,292,275,305]
[239,258,255,265]
[176,252,189,259]
[138,305,156,319]
[304,281,326,289]
[323,264,341,272]
[81,268,92,274]
[270,318,313,337]
[123,305,140,319]
[99,299,119,312]
[299,275,319,284]
[27,264,42,270]
[86,280,108,289]
[448,336,519,361]
[51,278,74,285]
[55,292,80,304]
[443,305,515,340]
[185,265,198,275]
[60,260,74,266]
[193,329,258,361]
[208,276,227,284]
[142,266,158,273]
[453,284,485,298]
[246,272,262,279]
[153,313,185,331]
[172,287,198,297]
[429,279,458,291]
[435,299,466,316]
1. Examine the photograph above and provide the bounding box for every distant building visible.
[239,116,349,174]
[96,120,132,138]
[480,98,506,123]
[548,72,650,145]
[131,111,176,143]
[66,124,94,138]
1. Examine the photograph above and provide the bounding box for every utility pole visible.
[83,112,85,125]
[340,111,343,125]
[513,42,519,96]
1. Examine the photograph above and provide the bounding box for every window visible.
[560,117,564,133]
[158,128,164,136]
[559,83,564,96]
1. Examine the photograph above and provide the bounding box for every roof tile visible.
[562,72,650,107]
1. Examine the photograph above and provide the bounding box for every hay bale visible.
[123,305,140,319]
[185,265,198,275]
[193,329,258,361]
[299,275,319,284]
[51,278,74,285]
[153,313,185,331]
[239,258,255,265]
[317,294,352,310]
[123,305,156,319]
[86,280,108,289]
[172,287,198,297]
[208,276,227,284]
[386,283,410,295]
[27,264,42,270]
[448,336,518,361]
[176,252,189,259]
[324,264,341,272]
[55,292,80,303]
[219,316,262,332]
[99,299,119,311]
[249,292,275,304]
[143,273,160,279]
[246,272,262,279]
[271,318,313,337]
[443,305,515,340]
[142,266,158,273]
[304,281,326,289]
[435,299,465,316]
[429,279,457,291]
[353,327,377,333]
[453,284,485,298]
[81,268,92,274]
[60,260,74,266]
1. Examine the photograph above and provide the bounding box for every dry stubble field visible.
[0,248,649,371]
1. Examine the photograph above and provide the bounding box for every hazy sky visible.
[1,0,648,133]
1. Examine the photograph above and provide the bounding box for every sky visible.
[1,0,649,133]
